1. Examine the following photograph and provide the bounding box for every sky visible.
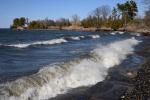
[0,0,147,28]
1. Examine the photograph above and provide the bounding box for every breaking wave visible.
[0,37,140,100]
[110,31,125,35]
[110,32,117,35]
[69,36,81,40]
[0,38,67,48]
[0,34,101,48]
[131,32,141,37]
[118,31,124,34]
[89,35,100,39]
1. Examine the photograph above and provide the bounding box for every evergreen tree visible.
[12,17,26,28]
[117,0,138,20]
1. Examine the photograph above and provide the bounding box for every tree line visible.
[10,0,150,30]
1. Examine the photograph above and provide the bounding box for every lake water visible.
[0,29,146,100]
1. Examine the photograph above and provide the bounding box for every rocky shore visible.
[123,59,150,100]
[13,26,150,36]
[49,36,150,100]
[123,45,150,100]
[61,27,150,35]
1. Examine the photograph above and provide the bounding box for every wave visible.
[65,35,100,41]
[89,35,100,39]
[0,38,67,48]
[110,32,117,35]
[110,31,124,35]
[131,33,141,37]
[0,37,140,100]
[69,36,81,40]
[118,31,124,34]
[0,34,101,49]
[79,36,85,38]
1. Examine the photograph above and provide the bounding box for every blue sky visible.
[0,0,146,28]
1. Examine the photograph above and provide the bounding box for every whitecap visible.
[90,35,100,39]
[4,38,67,48]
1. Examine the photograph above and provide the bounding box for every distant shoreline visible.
[1,27,150,36]
[7,26,150,36]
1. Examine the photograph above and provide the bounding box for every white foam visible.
[90,35,100,39]
[118,31,124,34]
[0,38,140,100]
[70,36,80,40]
[110,31,117,35]
[6,38,67,48]
[131,33,141,37]
[8,44,30,48]
[79,36,85,38]
[136,33,141,36]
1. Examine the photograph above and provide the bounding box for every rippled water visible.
[0,29,146,100]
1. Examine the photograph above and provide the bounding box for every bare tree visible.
[101,5,111,20]
[144,8,150,27]
[71,14,80,26]
[142,0,150,28]
[93,5,111,20]
[92,5,111,28]
[93,7,102,20]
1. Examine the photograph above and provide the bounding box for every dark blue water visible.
[0,29,143,83]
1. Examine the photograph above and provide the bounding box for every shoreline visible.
[123,42,150,99]
[8,27,150,36]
